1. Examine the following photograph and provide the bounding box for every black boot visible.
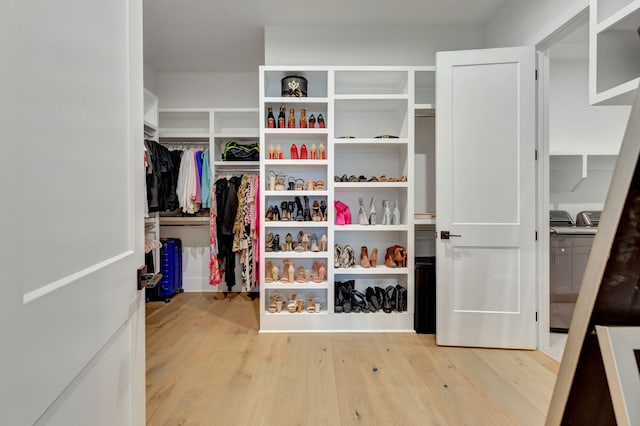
[281,201,289,221]
[335,281,344,313]
[303,196,311,221]
[288,201,296,221]
[295,197,304,221]
[272,234,281,252]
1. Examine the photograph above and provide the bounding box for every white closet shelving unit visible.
[157,107,260,292]
[144,89,160,269]
[590,0,640,105]
[259,66,431,332]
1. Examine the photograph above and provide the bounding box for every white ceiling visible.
[143,0,510,72]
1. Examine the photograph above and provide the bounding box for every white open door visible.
[436,47,537,349]
[0,0,145,425]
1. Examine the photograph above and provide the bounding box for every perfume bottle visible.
[267,105,275,128]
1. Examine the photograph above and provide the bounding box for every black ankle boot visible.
[376,286,391,313]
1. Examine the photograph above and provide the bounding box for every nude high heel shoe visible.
[360,246,371,268]
[370,248,378,267]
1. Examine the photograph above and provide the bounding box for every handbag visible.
[222,141,259,161]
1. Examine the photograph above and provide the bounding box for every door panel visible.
[436,47,537,349]
[0,0,144,424]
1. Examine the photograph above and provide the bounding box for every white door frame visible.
[533,6,590,351]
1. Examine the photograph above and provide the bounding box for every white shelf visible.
[259,66,415,333]
[596,0,640,31]
[590,77,640,106]
[159,217,209,225]
[159,131,210,139]
[334,182,408,188]
[264,190,329,197]
[263,160,328,166]
[263,128,329,136]
[264,281,329,290]
[263,251,329,259]
[414,217,436,226]
[334,266,410,275]
[213,161,259,168]
[213,133,259,139]
[264,96,329,104]
[333,138,409,145]
[264,310,329,316]
[335,225,409,231]
[414,103,436,110]
[333,94,409,100]
[265,221,329,228]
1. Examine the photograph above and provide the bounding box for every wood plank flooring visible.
[146,293,559,426]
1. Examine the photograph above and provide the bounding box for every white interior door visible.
[0,0,145,425]
[435,46,537,349]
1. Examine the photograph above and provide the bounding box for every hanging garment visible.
[201,151,211,209]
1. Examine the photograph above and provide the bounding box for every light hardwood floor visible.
[146,293,559,426]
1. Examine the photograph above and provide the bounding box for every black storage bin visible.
[415,256,436,334]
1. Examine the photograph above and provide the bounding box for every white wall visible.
[265,24,487,66]
[144,61,157,93]
[550,59,630,154]
[155,72,258,108]
[486,0,589,47]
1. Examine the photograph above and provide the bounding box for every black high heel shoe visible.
[265,205,273,221]
[308,114,316,128]
[272,234,281,252]
[317,113,325,128]
[272,205,280,221]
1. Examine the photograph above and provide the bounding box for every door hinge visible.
[536,311,538,322]
[535,149,538,161]
[535,69,538,80]
[535,231,538,241]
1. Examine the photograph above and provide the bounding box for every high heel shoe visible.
[370,248,378,267]
[300,143,308,159]
[310,233,320,252]
[310,143,317,160]
[272,205,280,221]
[319,200,327,221]
[299,108,307,128]
[295,231,305,252]
[288,201,296,220]
[265,205,273,221]
[358,198,368,225]
[308,114,316,128]
[272,234,281,252]
[290,143,299,159]
[320,234,327,251]
[319,143,326,160]
[265,260,274,282]
[276,144,283,159]
[392,201,400,225]
[265,233,274,252]
[360,246,371,268]
[285,233,293,251]
[384,246,396,267]
[268,145,275,159]
[382,200,391,225]
[281,260,290,282]
[296,266,306,283]
[312,200,321,221]
[369,197,377,225]
[280,201,289,221]
[318,113,326,128]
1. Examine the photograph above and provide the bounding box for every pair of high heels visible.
[267,144,284,160]
[358,197,377,225]
[307,113,325,129]
[287,143,326,160]
[359,247,378,268]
